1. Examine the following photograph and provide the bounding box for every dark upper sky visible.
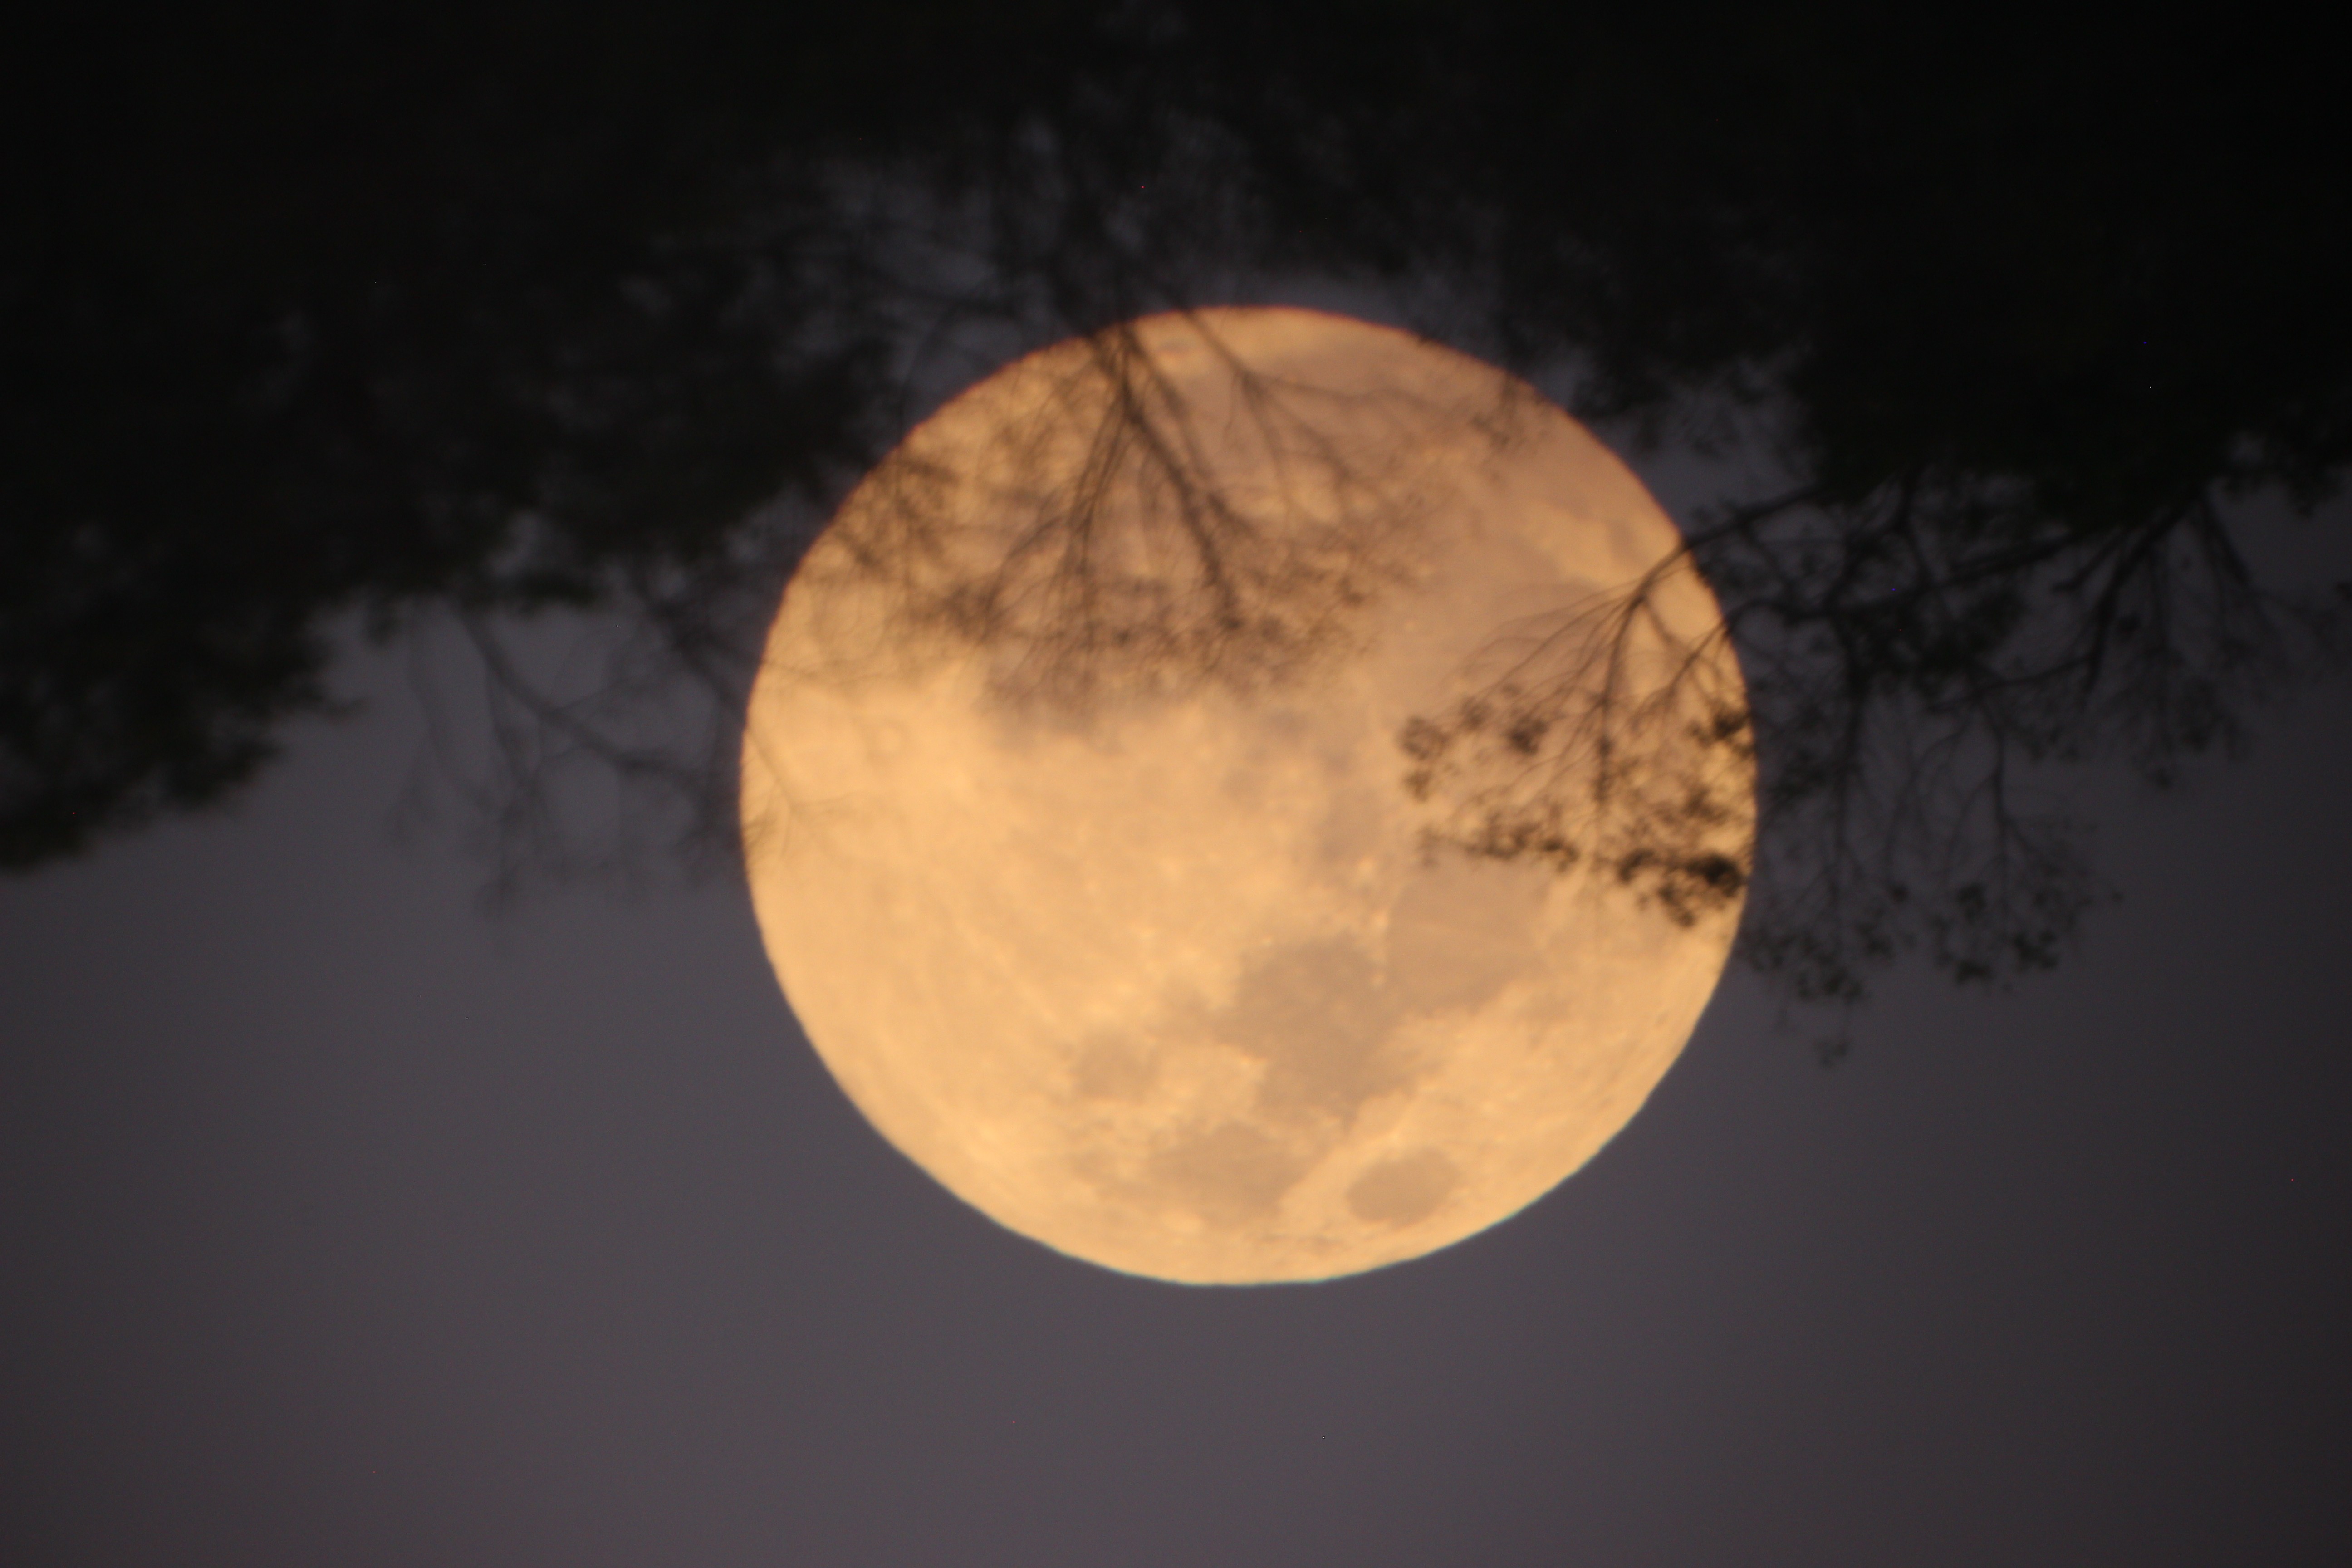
[5,490,2348,1564]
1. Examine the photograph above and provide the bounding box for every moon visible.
[741,307,1752,1284]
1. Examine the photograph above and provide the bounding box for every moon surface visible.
[742,307,1752,1283]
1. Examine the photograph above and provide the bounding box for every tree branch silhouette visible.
[1401,455,2341,1034]
[9,0,2349,1024]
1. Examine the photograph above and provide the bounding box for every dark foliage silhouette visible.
[8,2,2347,1009]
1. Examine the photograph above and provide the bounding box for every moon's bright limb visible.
[742,308,1752,1284]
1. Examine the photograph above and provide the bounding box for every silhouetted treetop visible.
[7,3,2347,1006]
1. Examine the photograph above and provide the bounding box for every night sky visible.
[9,10,2352,1564]
[6,478,2348,1564]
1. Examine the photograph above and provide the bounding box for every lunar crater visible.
[1347,1151,1461,1228]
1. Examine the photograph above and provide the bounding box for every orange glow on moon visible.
[742,308,1751,1283]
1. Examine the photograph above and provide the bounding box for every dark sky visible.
[6,461,2349,1564]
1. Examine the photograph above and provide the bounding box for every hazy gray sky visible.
[6,480,2348,1565]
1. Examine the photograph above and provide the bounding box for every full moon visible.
[742,307,1752,1283]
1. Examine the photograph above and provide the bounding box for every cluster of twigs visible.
[810,317,1501,710]
[1400,461,2339,1039]
[1396,560,1754,931]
